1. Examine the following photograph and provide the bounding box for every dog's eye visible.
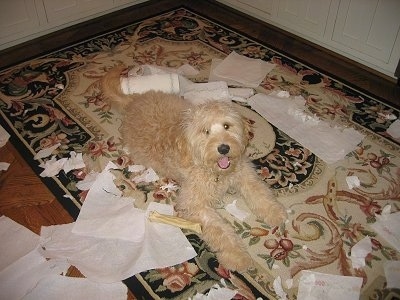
[204,129,210,135]
[223,123,230,130]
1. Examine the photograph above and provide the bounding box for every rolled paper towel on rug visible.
[120,73,180,95]
[148,211,202,234]
[182,81,230,104]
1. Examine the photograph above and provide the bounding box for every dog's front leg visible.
[175,184,252,272]
[238,161,287,226]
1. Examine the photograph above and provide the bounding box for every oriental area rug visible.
[1,6,399,300]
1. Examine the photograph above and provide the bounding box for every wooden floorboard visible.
[0,1,399,298]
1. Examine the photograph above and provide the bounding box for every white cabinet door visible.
[332,0,400,63]
[0,0,40,39]
[43,0,112,24]
[276,0,332,39]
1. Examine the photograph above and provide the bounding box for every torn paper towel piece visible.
[209,52,275,88]
[191,282,237,300]
[346,176,361,189]
[183,81,230,104]
[62,151,85,173]
[273,276,288,300]
[387,119,400,139]
[72,161,145,241]
[0,250,69,300]
[39,202,197,283]
[0,162,10,171]
[76,170,99,191]
[0,216,39,270]
[0,217,69,300]
[371,211,400,252]
[0,124,10,147]
[128,64,199,77]
[297,270,363,300]
[225,200,250,221]
[34,143,61,159]
[350,236,372,269]
[248,93,364,164]
[384,260,400,288]
[229,87,255,102]
[22,274,127,300]
[132,167,159,183]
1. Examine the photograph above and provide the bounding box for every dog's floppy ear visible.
[242,116,254,145]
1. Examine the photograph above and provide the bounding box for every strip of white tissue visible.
[229,87,255,102]
[297,270,363,300]
[72,161,145,241]
[22,274,127,300]
[128,64,198,77]
[209,52,275,88]
[34,143,61,159]
[0,124,10,147]
[248,93,364,164]
[384,260,400,288]
[350,236,372,269]
[225,200,250,221]
[40,201,196,282]
[0,162,10,171]
[273,276,288,300]
[387,119,400,139]
[346,176,361,189]
[371,211,400,252]
[183,81,231,104]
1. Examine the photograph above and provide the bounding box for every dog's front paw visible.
[258,202,288,226]
[217,249,253,272]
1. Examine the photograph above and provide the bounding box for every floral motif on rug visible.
[0,7,399,300]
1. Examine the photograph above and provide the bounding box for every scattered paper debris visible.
[275,90,290,98]
[132,167,159,183]
[0,125,10,148]
[371,211,400,252]
[384,260,400,288]
[128,164,146,173]
[225,200,250,221]
[191,280,237,300]
[34,143,61,159]
[0,162,10,171]
[76,171,99,191]
[297,270,363,300]
[63,151,85,173]
[346,176,361,189]
[248,93,364,164]
[39,156,68,177]
[387,119,400,139]
[273,276,288,300]
[350,236,372,269]
[183,81,231,104]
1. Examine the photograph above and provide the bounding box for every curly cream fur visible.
[101,66,287,272]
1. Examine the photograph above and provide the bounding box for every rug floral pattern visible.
[1,7,399,300]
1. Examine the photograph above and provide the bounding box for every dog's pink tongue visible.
[218,157,230,169]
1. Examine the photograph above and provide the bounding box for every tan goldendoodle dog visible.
[101,66,287,272]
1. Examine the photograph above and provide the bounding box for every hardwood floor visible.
[0,0,399,298]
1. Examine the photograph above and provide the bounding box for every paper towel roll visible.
[120,73,180,95]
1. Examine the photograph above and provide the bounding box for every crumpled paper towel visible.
[296,270,362,300]
[248,93,364,164]
[371,211,400,252]
[209,51,275,88]
[349,236,372,269]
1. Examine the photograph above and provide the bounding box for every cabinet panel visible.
[332,0,400,63]
[43,0,112,23]
[276,0,332,38]
[0,0,40,39]
[237,0,274,16]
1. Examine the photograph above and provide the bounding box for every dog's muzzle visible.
[217,144,231,169]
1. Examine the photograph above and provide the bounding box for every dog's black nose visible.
[217,144,230,155]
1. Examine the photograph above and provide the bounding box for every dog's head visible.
[181,101,251,174]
